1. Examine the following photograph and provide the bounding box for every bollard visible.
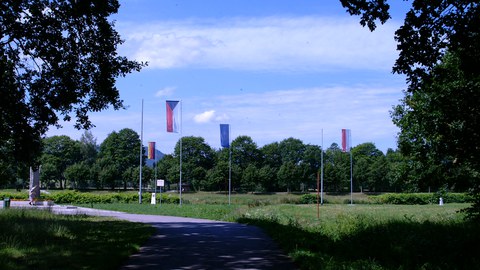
[3,198,10,208]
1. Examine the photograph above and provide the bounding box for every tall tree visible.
[40,135,81,188]
[173,136,215,190]
[324,143,350,192]
[97,128,141,189]
[231,136,262,190]
[0,0,144,165]
[79,130,98,165]
[341,0,480,217]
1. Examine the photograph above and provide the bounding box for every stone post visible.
[29,167,41,202]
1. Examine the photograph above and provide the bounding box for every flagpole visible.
[228,125,232,205]
[350,150,353,205]
[139,99,143,204]
[179,100,183,206]
[321,128,324,205]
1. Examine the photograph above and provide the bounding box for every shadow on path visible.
[120,221,295,270]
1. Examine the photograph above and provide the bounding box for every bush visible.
[0,191,28,200]
[45,191,180,204]
[299,194,317,204]
[371,193,473,205]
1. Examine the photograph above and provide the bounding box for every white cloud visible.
[155,86,176,97]
[193,110,216,123]
[119,16,399,72]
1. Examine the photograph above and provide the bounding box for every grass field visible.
[2,191,479,269]
[84,193,479,270]
[0,208,154,270]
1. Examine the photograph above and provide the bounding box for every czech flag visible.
[220,124,230,148]
[342,129,351,152]
[148,142,155,160]
[166,100,179,133]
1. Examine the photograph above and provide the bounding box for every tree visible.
[324,143,350,192]
[98,128,141,189]
[342,0,480,217]
[277,161,303,192]
[231,136,262,169]
[1,0,144,166]
[40,135,81,188]
[303,144,323,190]
[173,136,215,190]
[79,131,98,165]
[351,143,384,191]
[231,136,262,191]
[278,138,306,164]
[64,161,91,189]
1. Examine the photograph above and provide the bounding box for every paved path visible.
[8,201,296,270]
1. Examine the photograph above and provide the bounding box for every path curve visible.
[10,201,296,270]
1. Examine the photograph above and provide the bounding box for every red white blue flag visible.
[342,129,351,152]
[220,124,230,148]
[166,100,179,133]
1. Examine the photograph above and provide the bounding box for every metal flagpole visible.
[349,129,353,205]
[321,128,324,205]
[179,100,183,206]
[228,125,232,205]
[317,172,320,219]
[350,150,353,205]
[139,99,143,204]
[154,147,157,204]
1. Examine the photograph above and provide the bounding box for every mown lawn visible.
[0,208,154,270]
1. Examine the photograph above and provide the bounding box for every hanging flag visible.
[148,142,155,160]
[220,124,230,148]
[342,129,352,152]
[166,100,179,133]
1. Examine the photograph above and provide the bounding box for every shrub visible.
[371,193,473,205]
[299,194,317,204]
[0,191,28,200]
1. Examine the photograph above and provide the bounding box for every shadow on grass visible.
[238,217,480,270]
[0,209,154,270]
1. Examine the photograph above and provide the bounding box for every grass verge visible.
[0,208,154,270]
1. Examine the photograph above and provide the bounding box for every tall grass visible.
[239,204,480,270]
[0,208,154,270]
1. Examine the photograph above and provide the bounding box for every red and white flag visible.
[166,100,179,133]
[342,129,351,152]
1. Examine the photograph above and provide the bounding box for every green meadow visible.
[1,191,479,269]
[84,192,479,270]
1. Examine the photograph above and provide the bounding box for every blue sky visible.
[47,0,411,154]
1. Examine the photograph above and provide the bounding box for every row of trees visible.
[1,129,473,193]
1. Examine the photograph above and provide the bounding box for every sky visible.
[47,0,412,155]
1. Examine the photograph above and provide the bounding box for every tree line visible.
[1,128,472,194]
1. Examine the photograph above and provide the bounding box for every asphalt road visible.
[9,201,296,270]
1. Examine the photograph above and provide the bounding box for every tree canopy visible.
[342,0,480,217]
[0,0,144,165]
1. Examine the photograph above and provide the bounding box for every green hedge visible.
[0,191,181,205]
[371,193,473,205]
[0,191,28,200]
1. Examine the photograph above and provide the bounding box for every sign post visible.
[157,179,165,205]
